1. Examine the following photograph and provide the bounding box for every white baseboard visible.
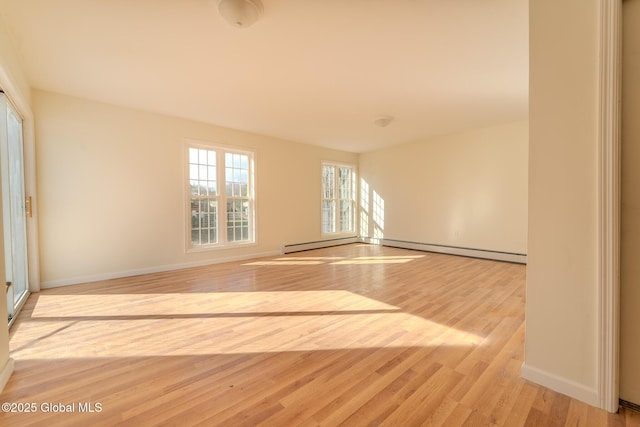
[41,250,282,289]
[521,363,600,407]
[282,236,360,254]
[0,357,14,392]
[379,238,527,264]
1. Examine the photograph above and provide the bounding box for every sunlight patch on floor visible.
[30,291,398,317]
[331,259,411,265]
[12,290,483,359]
[244,261,325,266]
[272,257,346,261]
[243,254,425,266]
[10,314,483,359]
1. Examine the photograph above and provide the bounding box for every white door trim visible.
[598,0,621,413]
[0,73,40,294]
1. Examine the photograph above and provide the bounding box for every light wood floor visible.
[0,244,638,426]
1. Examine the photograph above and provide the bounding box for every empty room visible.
[0,0,638,426]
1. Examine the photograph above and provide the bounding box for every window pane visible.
[199,149,208,164]
[225,154,249,192]
[340,200,353,232]
[322,166,335,199]
[227,199,238,241]
[189,164,199,181]
[189,148,199,164]
[339,167,352,199]
[322,200,335,233]
[189,148,217,199]
[191,197,217,245]
[226,198,250,242]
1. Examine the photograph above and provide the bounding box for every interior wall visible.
[34,90,358,287]
[358,120,528,255]
[524,0,600,406]
[0,21,30,109]
[620,0,640,406]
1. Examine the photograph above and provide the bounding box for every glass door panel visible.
[0,93,29,323]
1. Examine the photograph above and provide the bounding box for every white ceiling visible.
[0,0,528,153]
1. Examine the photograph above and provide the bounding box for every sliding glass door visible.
[0,93,29,323]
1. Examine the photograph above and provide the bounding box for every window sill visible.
[186,241,257,254]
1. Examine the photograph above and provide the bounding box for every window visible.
[322,163,356,234]
[187,141,255,250]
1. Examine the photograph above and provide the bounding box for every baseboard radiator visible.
[282,236,360,254]
[620,399,640,414]
[282,236,527,264]
[377,238,527,264]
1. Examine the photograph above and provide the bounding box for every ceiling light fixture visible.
[218,0,264,29]
[373,115,394,128]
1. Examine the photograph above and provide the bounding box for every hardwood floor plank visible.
[624,408,640,427]
[562,398,591,427]
[441,403,474,426]
[378,365,463,426]
[548,393,572,427]
[504,382,540,426]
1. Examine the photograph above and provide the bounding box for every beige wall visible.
[359,120,528,255]
[0,21,30,110]
[34,90,357,286]
[524,0,600,405]
[620,0,640,406]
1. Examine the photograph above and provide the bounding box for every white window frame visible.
[321,162,357,235]
[184,139,256,252]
